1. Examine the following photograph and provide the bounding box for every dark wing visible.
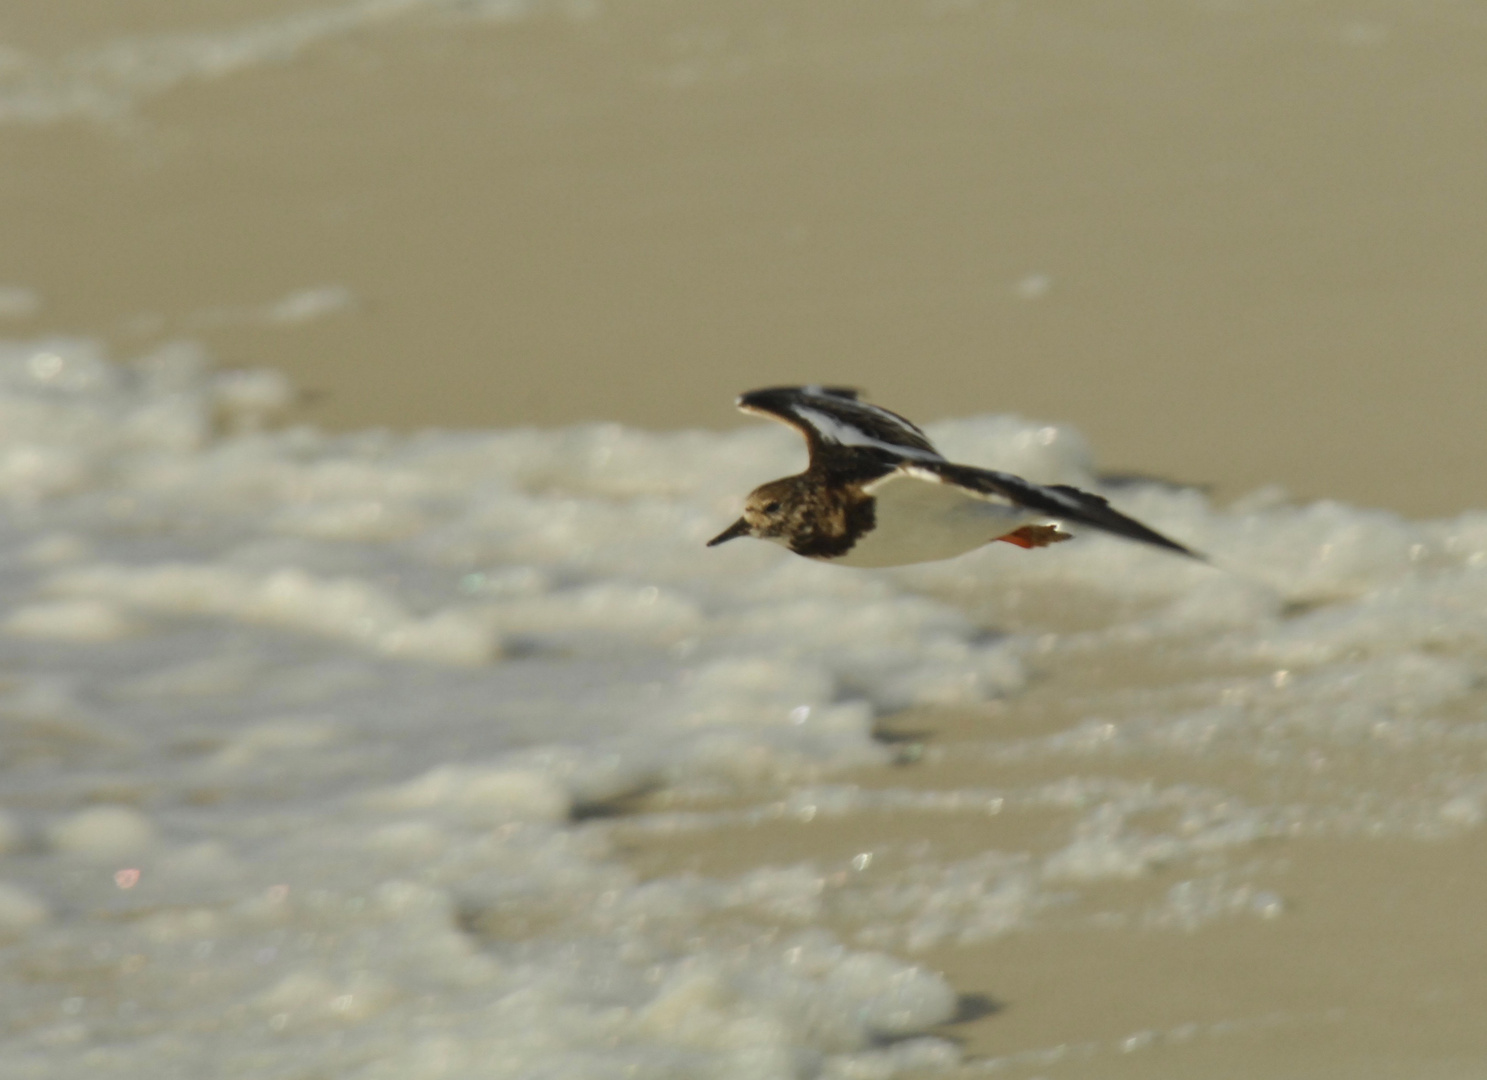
[910,461,1203,559]
[736,386,943,478]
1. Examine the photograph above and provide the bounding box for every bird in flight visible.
[707,386,1200,567]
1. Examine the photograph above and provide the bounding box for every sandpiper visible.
[707,386,1199,567]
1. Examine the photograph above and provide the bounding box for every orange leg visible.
[996,524,1073,549]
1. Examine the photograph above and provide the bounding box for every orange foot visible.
[996,524,1073,549]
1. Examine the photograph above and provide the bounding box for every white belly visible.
[830,475,1035,568]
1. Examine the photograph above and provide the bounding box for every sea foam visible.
[0,337,1483,1077]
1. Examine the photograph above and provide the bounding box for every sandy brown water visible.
[4,1,1487,516]
[5,3,1487,1076]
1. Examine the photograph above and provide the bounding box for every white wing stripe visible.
[843,398,932,439]
[1034,485,1087,511]
[793,406,944,461]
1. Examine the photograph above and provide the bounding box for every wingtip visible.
[1152,534,1207,562]
[737,385,863,407]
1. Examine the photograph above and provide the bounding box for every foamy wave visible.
[0,0,556,126]
[0,334,1483,1077]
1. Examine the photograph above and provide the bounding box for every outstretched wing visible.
[907,461,1203,559]
[736,386,944,476]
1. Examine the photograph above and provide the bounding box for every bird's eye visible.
[762,501,781,514]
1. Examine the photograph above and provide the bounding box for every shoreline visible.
[616,700,1487,1078]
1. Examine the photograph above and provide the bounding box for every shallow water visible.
[5,0,1487,513]
[0,337,1485,1077]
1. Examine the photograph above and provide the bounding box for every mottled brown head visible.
[707,475,875,559]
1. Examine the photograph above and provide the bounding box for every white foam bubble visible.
[48,562,503,664]
[48,805,157,859]
[4,598,136,641]
[264,284,357,325]
[377,763,572,824]
[0,0,542,126]
[0,883,49,937]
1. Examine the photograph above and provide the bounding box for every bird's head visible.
[707,477,804,548]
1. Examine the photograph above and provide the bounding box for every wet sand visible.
[4,1,1487,514]
[621,702,1487,1079]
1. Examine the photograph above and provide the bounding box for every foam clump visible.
[0,883,49,938]
[48,805,157,859]
[4,598,136,641]
[0,0,548,126]
[47,562,502,665]
[377,763,572,825]
[630,938,957,1059]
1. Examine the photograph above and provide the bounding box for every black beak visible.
[707,517,751,547]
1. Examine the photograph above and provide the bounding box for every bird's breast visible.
[827,477,1035,568]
